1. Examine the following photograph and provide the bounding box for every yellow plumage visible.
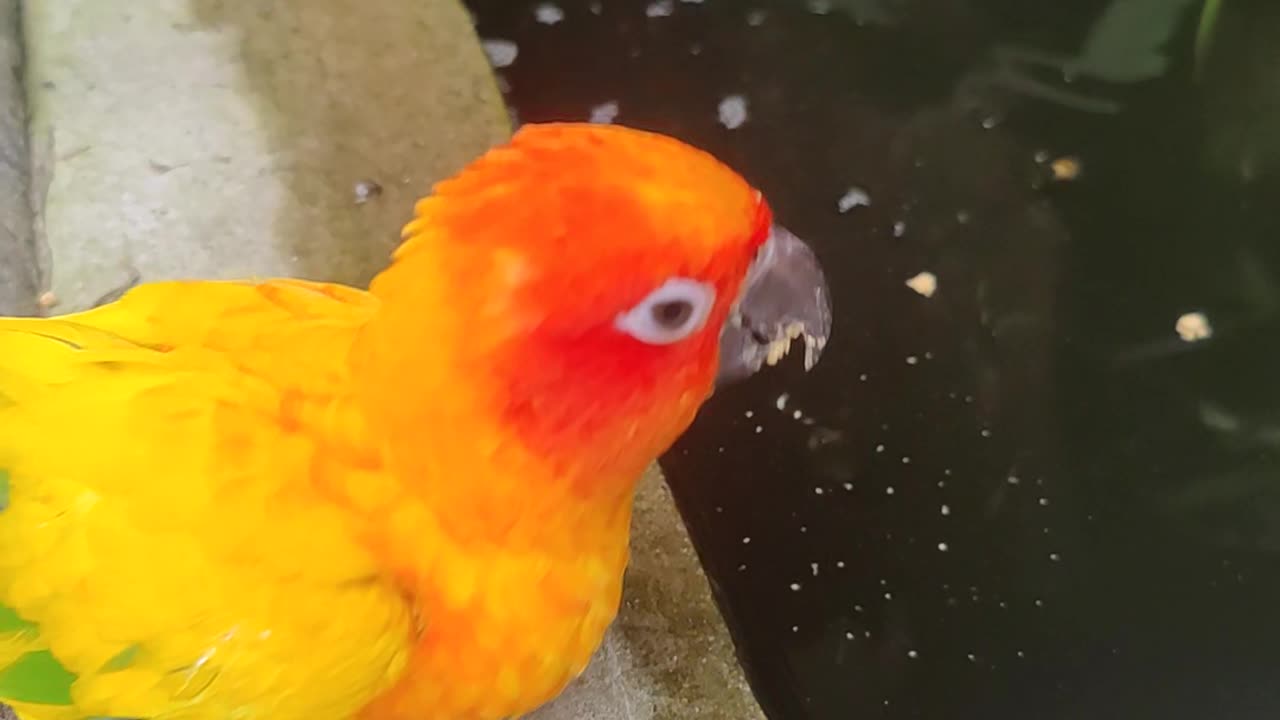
[0,280,414,719]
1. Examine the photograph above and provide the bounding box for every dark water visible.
[466,1,1280,717]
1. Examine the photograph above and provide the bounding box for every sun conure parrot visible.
[0,123,831,720]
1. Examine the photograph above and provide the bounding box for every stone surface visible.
[22,0,510,311]
[5,1,764,718]
[0,0,39,316]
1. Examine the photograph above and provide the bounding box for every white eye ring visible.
[614,278,717,345]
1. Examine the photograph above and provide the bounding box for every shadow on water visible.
[468,0,1280,717]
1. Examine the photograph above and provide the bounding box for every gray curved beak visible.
[717,225,833,384]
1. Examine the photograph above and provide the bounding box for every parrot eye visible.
[615,278,716,345]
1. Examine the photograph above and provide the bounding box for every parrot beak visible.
[717,225,833,385]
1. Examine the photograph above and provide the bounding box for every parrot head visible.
[357,123,830,526]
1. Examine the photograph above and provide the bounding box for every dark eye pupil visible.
[652,300,694,329]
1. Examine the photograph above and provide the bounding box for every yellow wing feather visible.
[0,280,413,719]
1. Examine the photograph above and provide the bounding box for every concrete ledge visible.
[0,0,38,317]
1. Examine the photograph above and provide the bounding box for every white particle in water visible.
[645,0,675,17]
[956,210,971,224]
[875,443,885,453]
[744,410,754,418]
[1008,475,1021,485]
[859,373,869,381]
[941,504,951,516]
[937,542,949,552]
[1176,311,1212,342]
[980,428,992,438]
[792,410,803,420]
[901,456,911,464]
[845,631,855,639]
[775,393,790,410]
[718,95,749,129]
[1049,552,1061,562]
[885,486,895,495]
[842,482,853,491]
[906,355,919,365]
[481,39,519,68]
[742,536,751,544]
[792,625,799,632]
[534,3,565,24]
[746,8,767,25]
[811,563,820,576]
[967,653,976,661]
[807,0,832,13]
[814,487,825,495]
[837,186,871,213]
[883,592,893,600]
[905,271,937,298]
[1017,650,1025,658]
[853,603,863,611]
[1039,497,1050,506]
[588,100,620,124]
[680,0,704,3]
[893,220,907,237]
[754,425,763,434]
[589,1,603,13]
[837,561,846,568]
[790,582,802,591]
[981,115,1000,129]
[907,650,919,659]
[1035,599,1044,607]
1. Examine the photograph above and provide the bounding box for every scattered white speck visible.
[1039,497,1050,506]
[1007,475,1021,485]
[790,582,803,591]
[807,0,832,13]
[792,625,800,632]
[905,271,937,298]
[746,8,767,25]
[799,525,808,533]
[1176,312,1212,342]
[885,486,895,495]
[907,650,919,659]
[859,373,869,381]
[718,95,749,129]
[814,487,825,495]
[742,536,751,544]
[811,562,820,576]
[1017,650,1025,658]
[883,592,893,600]
[645,0,675,17]
[937,542,949,552]
[680,0,704,3]
[967,653,976,661]
[901,456,911,464]
[845,631,855,640]
[775,393,790,410]
[588,100,620,124]
[1035,599,1044,607]
[481,39,519,68]
[837,186,871,213]
[792,410,803,420]
[906,355,919,365]
[956,210,971,224]
[837,561,846,568]
[737,563,747,571]
[745,410,754,418]
[853,603,863,612]
[893,221,907,237]
[754,425,763,434]
[980,428,992,438]
[534,3,565,24]
[589,1,603,13]
[940,504,951,516]
[875,443,885,453]
[981,115,1000,129]
[1049,552,1061,562]
[689,43,702,55]
[842,482,853,491]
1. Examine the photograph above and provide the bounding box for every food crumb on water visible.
[718,95,749,129]
[1176,311,1212,342]
[905,271,937,297]
[838,186,871,213]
